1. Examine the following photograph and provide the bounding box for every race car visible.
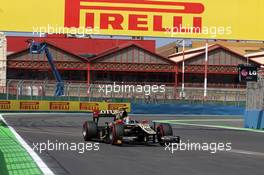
[82,109,180,145]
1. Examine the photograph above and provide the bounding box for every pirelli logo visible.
[0,101,11,110]
[50,102,70,111]
[65,0,205,33]
[108,103,128,110]
[80,102,99,111]
[20,102,40,110]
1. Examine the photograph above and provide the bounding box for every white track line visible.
[166,119,243,122]
[229,149,264,157]
[156,120,264,133]
[0,114,54,175]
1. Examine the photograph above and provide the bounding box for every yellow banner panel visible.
[0,0,264,40]
[0,100,131,112]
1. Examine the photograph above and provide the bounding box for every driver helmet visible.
[124,116,131,124]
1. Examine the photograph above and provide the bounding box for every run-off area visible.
[1,113,264,175]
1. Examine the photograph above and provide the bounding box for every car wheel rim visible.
[109,133,113,140]
[83,130,86,137]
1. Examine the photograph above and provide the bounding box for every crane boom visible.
[29,41,64,96]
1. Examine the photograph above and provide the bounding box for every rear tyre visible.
[83,121,98,141]
[110,124,124,145]
[157,123,173,146]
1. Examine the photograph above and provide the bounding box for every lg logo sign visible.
[249,70,257,76]
[241,69,257,77]
[239,65,258,82]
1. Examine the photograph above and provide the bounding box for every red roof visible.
[8,41,89,62]
[89,43,175,64]
[7,36,156,55]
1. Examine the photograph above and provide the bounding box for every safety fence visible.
[0,79,246,107]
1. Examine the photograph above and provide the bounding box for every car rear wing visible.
[93,110,119,122]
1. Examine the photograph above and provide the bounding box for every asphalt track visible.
[2,113,264,175]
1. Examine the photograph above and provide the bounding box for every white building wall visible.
[0,32,7,92]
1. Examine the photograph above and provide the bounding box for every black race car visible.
[82,110,180,145]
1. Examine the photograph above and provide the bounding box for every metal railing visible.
[0,79,246,106]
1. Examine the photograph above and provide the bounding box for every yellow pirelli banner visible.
[0,100,131,112]
[0,0,264,40]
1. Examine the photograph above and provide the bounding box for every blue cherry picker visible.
[27,40,64,96]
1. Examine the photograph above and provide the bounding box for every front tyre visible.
[156,123,173,146]
[110,124,124,145]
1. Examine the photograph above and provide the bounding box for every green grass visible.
[0,121,43,175]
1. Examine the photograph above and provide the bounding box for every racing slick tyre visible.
[83,121,98,141]
[110,124,124,145]
[156,123,173,146]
